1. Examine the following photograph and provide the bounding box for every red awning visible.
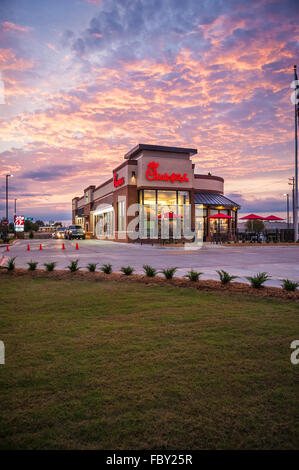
[263,215,285,221]
[208,213,233,219]
[239,213,264,220]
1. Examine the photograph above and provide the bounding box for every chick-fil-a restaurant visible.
[72,144,240,242]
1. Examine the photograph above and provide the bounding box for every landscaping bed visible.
[1,268,298,301]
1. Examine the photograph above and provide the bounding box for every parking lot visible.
[1,239,298,287]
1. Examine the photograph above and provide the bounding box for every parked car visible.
[250,233,266,242]
[65,225,86,240]
[52,227,66,239]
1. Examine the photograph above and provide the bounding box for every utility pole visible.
[283,193,290,228]
[289,177,295,227]
[293,65,298,241]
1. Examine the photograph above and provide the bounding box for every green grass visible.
[0,276,298,450]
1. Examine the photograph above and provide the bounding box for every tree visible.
[245,219,265,233]
[35,220,45,227]
[54,222,62,227]
[24,220,39,232]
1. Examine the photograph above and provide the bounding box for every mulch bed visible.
[1,268,298,302]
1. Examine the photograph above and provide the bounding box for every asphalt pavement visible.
[1,239,298,287]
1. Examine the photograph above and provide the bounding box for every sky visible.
[0,0,298,223]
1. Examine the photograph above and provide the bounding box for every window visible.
[144,190,156,205]
[138,190,191,238]
[118,200,125,231]
[157,190,177,206]
[178,191,190,205]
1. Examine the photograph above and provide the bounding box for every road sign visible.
[25,217,33,221]
[14,215,24,232]
[2,219,8,226]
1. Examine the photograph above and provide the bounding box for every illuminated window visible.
[144,190,156,205]
[117,200,125,231]
[178,191,190,205]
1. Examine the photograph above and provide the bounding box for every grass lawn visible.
[0,276,298,450]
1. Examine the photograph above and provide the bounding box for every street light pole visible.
[6,175,9,222]
[14,198,17,216]
[293,65,299,241]
[283,193,290,228]
[289,177,295,226]
[5,173,13,241]
[5,173,13,219]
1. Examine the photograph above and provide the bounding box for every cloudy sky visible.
[0,0,298,222]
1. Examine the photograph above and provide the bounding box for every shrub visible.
[160,267,177,280]
[216,269,238,285]
[143,265,157,277]
[27,260,38,271]
[29,231,34,239]
[281,279,299,291]
[121,266,134,276]
[87,263,97,272]
[100,263,112,274]
[185,270,203,282]
[5,257,16,271]
[67,259,80,272]
[44,262,56,272]
[246,272,270,288]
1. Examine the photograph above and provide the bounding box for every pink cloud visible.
[1,21,31,34]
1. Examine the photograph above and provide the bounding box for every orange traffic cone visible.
[6,244,10,252]
[39,244,43,250]
[62,243,65,250]
[75,242,79,250]
[27,244,30,251]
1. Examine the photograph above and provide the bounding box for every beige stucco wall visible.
[112,165,134,191]
[93,180,114,200]
[77,197,85,209]
[136,151,193,189]
[192,176,224,193]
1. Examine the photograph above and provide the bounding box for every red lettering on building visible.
[145,161,189,183]
[114,173,124,188]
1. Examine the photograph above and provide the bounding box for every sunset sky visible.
[0,0,298,223]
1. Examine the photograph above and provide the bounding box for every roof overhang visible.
[124,144,197,159]
[194,191,240,209]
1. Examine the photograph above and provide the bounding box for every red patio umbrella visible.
[239,213,264,220]
[240,213,264,232]
[208,213,233,219]
[263,215,285,221]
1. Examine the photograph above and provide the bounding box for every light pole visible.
[14,198,17,216]
[289,177,295,226]
[4,173,13,241]
[293,65,298,241]
[283,193,290,228]
[5,174,13,222]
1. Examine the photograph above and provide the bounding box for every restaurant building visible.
[72,144,240,242]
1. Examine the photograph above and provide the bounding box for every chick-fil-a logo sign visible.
[145,161,189,184]
[114,173,124,188]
